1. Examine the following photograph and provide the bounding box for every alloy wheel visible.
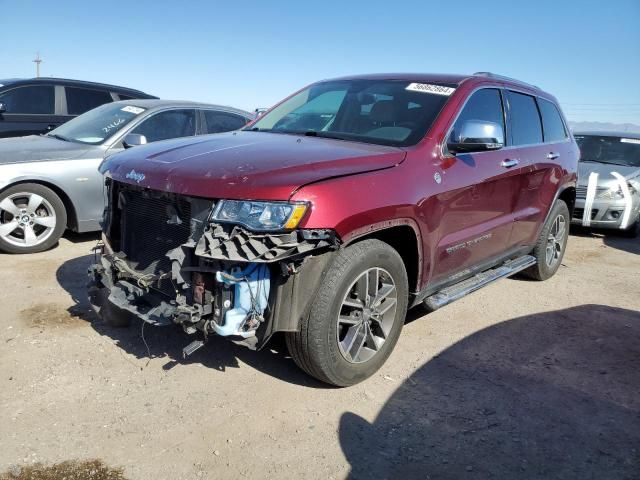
[337,267,398,364]
[0,192,57,248]
[545,214,566,268]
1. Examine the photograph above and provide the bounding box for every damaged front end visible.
[88,180,339,352]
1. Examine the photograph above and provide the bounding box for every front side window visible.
[575,135,640,167]
[49,103,145,144]
[132,109,196,143]
[66,87,113,115]
[508,91,543,145]
[0,85,55,114]
[538,98,567,143]
[247,80,453,147]
[449,88,505,144]
[204,110,247,134]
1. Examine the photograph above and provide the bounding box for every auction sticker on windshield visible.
[121,106,146,115]
[621,138,640,144]
[406,83,455,96]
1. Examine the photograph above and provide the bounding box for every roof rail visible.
[473,72,540,90]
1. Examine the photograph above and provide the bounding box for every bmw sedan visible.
[0,100,251,253]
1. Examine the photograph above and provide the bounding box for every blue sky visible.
[1,0,639,124]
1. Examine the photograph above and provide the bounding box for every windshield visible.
[49,103,146,145]
[575,134,640,167]
[247,79,454,147]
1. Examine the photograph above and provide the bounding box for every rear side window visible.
[117,94,136,101]
[203,110,247,134]
[450,88,505,143]
[0,85,55,114]
[66,87,113,115]
[508,91,543,145]
[537,98,567,143]
[132,109,196,143]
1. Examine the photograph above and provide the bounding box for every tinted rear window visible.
[538,98,567,143]
[508,91,543,145]
[204,110,247,133]
[66,87,113,115]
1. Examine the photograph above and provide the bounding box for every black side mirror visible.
[122,133,147,149]
[447,120,504,154]
[0,102,6,113]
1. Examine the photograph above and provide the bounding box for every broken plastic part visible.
[195,224,337,262]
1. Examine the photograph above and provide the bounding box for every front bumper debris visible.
[88,221,340,350]
[195,223,336,262]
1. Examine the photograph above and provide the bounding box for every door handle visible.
[501,159,519,168]
[546,152,560,160]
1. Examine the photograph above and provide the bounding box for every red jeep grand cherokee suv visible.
[90,73,578,386]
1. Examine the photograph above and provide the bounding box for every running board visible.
[424,255,536,311]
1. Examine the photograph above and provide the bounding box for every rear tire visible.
[0,183,67,254]
[286,239,408,387]
[523,199,570,281]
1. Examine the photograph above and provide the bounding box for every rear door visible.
[506,92,568,247]
[0,84,58,137]
[430,88,518,284]
[64,86,114,116]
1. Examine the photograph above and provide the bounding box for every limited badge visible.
[434,172,442,184]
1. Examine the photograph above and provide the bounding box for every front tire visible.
[286,239,408,386]
[0,183,67,254]
[620,217,640,238]
[523,199,570,281]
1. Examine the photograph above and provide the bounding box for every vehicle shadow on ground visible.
[571,225,639,255]
[62,230,101,244]
[57,254,331,388]
[339,304,640,480]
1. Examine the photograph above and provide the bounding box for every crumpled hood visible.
[578,162,640,187]
[0,135,92,165]
[101,131,406,200]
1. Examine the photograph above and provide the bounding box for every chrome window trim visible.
[440,84,571,158]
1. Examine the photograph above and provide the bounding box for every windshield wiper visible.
[47,133,70,142]
[303,130,349,141]
[581,159,626,166]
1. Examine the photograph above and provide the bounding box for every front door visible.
[0,85,60,137]
[427,88,520,286]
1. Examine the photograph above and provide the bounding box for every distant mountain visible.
[568,121,640,134]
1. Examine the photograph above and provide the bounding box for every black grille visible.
[573,208,598,220]
[119,188,192,274]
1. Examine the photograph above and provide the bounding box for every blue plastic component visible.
[213,264,270,337]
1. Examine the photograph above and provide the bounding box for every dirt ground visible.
[1,230,639,480]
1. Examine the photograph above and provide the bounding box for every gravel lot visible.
[1,230,639,479]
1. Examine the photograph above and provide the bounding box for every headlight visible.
[597,187,623,200]
[211,200,309,231]
[597,183,638,199]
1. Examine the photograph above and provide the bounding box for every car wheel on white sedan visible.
[0,183,67,254]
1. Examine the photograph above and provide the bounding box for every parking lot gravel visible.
[1,230,639,479]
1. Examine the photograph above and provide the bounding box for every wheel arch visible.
[558,185,576,217]
[342,220,422,294]
[0,179,78,231]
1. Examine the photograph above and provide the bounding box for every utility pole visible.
[33,52,42,78]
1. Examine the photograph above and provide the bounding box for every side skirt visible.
[423,254,536,311]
